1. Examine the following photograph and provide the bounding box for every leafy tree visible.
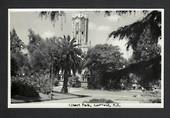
[10,29,25,54]
[85,44,126,71]
[45,36,62,75]
[10,29,27,76]
[27,29,50,72]
[10,29,39,98]
[128,21,161,63]
[109,10,161,50]
[103,55,161,89]
[11,52,30,76]
[27,29,83,93]
[26,30,53,94]
[84,44,127,89]
[108,10,162,88]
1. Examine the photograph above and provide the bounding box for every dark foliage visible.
[103,55,161,89]
[11,79,39,98]
[149,98,161,103]
[68,76,81,88]
[109,11,161,50]
[10,29,25,53]
[107,10,162,89]
[10,29,27,77]
[11,57,18,76]
[84,44,127,89]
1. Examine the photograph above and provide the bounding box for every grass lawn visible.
[11,86,161,104]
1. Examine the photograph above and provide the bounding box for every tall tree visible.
[27,29,50,72]
[59,35,83,93]
[10,29,26,76]
[10,29,25,54]
[109,10,161,51]
[108,10,162,86]
[39,11,84,93]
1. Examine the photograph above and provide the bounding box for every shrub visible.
[11,72,57,96]
[54,79,59,86]
[149,98,161,103]
[69,76,81,88]
[87,73,102,89]
[29,73,52,94]
[11,79,39,98]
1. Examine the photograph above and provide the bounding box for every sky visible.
[10,10,149,59]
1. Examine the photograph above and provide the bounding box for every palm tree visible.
[45,35,83,94]
[58,35,83,93]
[40,12,84,93]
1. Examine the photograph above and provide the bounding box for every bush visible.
[54,79,59,86]
[149,98,161,103]
[87,73,102,89]
[11,79,39,98]
[11,72,57,96]
[69,76,81,88]
[29,73,52,94]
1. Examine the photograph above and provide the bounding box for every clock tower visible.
[72,13,90,52]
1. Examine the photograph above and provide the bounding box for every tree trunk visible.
[61,71,68,93]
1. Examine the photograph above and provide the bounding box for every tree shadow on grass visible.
[11,92,89,104]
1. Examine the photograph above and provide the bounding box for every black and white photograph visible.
[8,9,164,108]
